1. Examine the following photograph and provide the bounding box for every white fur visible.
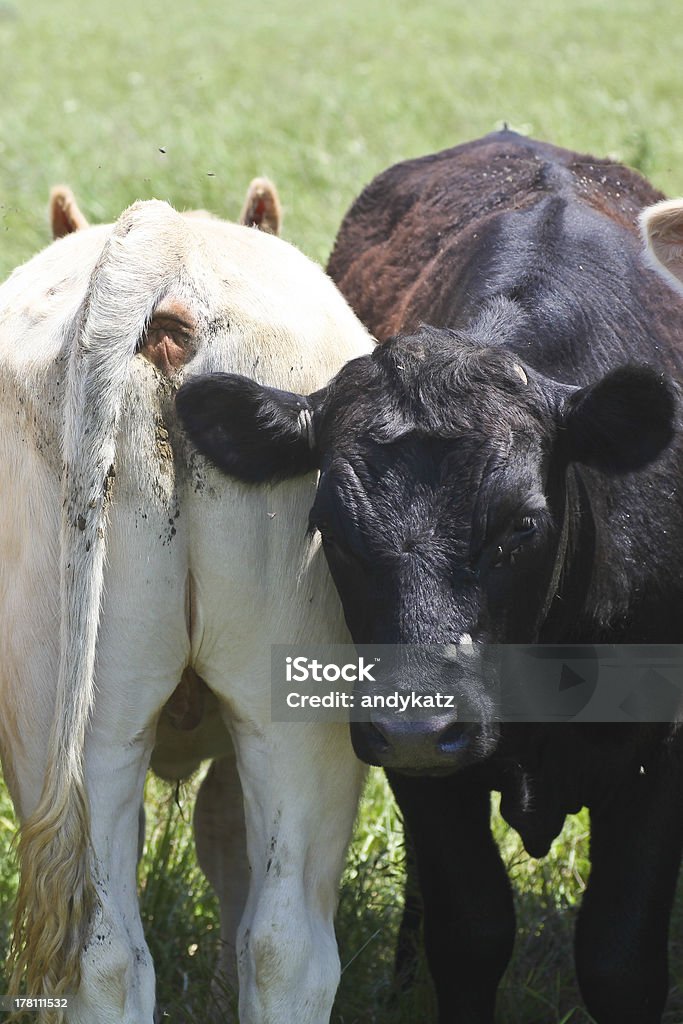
[0,201,372,1023]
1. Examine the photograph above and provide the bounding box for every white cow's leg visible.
[69,724,158,1024]
[193,753,248,1019]
[185,476,366,1022]
[66,519,190,1023]
[230,719,365,1024]
[66,636,190,1024]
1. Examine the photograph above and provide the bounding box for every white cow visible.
[0,182,372,1023]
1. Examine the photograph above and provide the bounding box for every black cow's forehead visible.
[311,428,550,563]
[318,328,554,449]
[309,328,559,564]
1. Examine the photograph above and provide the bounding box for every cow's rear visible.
[0,195,372,1023]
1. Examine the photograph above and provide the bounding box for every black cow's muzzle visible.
[349,644,501,772]
[351,715,485,773]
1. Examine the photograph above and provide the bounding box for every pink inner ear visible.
[240,179,281,233]
[660,222,683,245]
[650,208,683,246]
[50,188,88,238]
[51,200,75,239]
[252,198,267,225]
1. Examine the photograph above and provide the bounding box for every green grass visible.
[2,0,683,277]
[2,0,683,1019]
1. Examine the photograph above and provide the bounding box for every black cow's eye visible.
[489,516,538,569]
[490,544,505,568]
[509,517,537,565]
[513,516,537,541]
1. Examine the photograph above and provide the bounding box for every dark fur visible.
[324,132,683,1024]
[176,372,319,482]
[178,132,683,1024]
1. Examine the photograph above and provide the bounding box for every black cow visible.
[177,132,683,1024]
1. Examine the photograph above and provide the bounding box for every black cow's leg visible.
[393,825,424,990]
[575,762,683,1024]
[388,771,515,1024]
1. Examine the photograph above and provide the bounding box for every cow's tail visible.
[8,201,186,1011]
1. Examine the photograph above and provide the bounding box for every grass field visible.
[2,0,683,1020]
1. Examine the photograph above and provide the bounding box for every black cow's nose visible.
[436,723,471,756]
[350,714,472,772]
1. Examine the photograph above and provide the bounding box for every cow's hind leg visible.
[227,718,365,1024]
[68,550,190,1022]
[193,753,248,1021]
[3,628,184,1024]
[388,771,515,1024]
[575,753,683,1024]
[71,727,159,1024]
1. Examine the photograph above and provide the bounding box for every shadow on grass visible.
[332,779,683,1024]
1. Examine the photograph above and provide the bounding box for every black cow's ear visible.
[561,365,677,473]
[176,373,323,483]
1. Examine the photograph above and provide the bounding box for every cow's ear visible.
[239,177,282,235]
[176,373,323,482]
[49,185,89,238]
[640,199,683,296]
[561,366,677,473]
